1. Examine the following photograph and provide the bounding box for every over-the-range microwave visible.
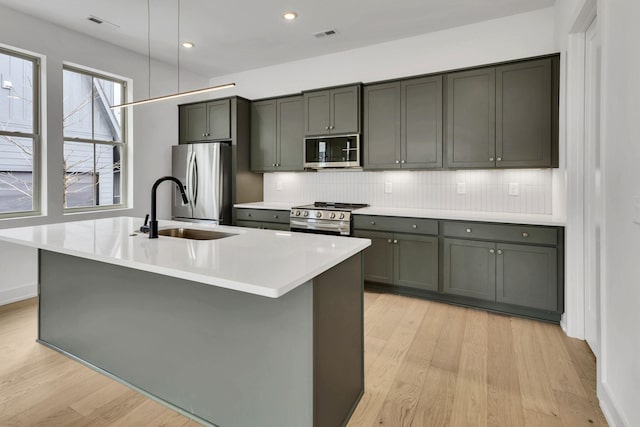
[304,134,360,169]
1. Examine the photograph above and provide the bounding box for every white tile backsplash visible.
[264,169,553,214]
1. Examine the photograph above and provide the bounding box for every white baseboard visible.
[600,381,630,427]
[0,283,38,306]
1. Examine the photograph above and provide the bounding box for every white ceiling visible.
[0,0,555,78]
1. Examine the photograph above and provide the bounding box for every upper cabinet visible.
[364,76,443,170]
[180,99,231,143]
[251,96,304,172]
[303,85,361,136]
[446,57,557,169]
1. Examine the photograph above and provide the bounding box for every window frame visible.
[62,65,128,213]
[0,46,41,219]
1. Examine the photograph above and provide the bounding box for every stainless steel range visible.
[290,202,369,236]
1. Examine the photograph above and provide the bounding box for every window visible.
[0,47,39,216]
[63,67,126,210]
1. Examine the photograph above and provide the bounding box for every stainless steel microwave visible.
[303,134,361,169]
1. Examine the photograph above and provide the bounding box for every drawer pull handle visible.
[466,228,472,233]
[393,239,398,244]
[497,249,503,255]
[388,239,392,244]
[247,213,252,217]
[490,249,495,254]
[522,232,529,238]
[274,215,278,219]
[370,221,376,225]
[412,224,417,229]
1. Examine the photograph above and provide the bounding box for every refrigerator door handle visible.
[186,151,195,210]
[192,155,199,207]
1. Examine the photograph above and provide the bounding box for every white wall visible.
[555,0,640,425]
[0,4,210,304]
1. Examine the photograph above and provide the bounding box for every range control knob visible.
[329,212,336,219]
[315,211,322,218]
[295,210,301,216]
[339,213,345,219]
[303,211,309,217]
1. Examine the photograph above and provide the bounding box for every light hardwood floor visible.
[0,294,607,426]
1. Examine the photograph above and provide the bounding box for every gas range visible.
[290,202,369,236]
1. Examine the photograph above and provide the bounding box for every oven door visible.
[304,135,360,168]
[290,218,351,236]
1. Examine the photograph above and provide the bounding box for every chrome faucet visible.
[149,176,188,239]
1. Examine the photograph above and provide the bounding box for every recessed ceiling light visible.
[283,12,297,21]
[182,42,195,48]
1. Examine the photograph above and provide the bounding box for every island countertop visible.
[0,217,370,298]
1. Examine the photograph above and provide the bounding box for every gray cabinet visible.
[364,76,442,170]
[496,59,552,167]
[446,57,556,169]
[446,68,496,168]
[443,238,497,301]
[180,99,231,143]
[354,216,438,292]
[235,208,290,230]
[304,85,360,136]
[251,96,304,172]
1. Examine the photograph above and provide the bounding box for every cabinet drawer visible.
[236,209,289,224]
[354,215,438,235]
[442,221,557,245]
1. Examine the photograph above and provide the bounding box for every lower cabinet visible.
[354,230,438,292]
[443,238,496,301]
[235,208,290,231]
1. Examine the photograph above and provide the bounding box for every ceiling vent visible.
[87,15,120,30]
[313,29,338,39]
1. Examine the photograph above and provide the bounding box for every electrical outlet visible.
[276,181,283,191]
[456,182,466,195]
[508,182,520,196]
[384,182,393,194]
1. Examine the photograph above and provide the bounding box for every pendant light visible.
[111,0,234,109]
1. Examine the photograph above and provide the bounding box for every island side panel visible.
[38,250,313,427]
[313,253,364,427]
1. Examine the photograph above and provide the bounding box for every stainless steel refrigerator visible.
[171,142,232,224]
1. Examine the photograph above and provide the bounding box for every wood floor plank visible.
[0,295,608,427]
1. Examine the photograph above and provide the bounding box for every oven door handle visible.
[290,218,351,235]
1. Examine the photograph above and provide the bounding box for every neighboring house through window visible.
[63,66,126,210]
[0,46,39,216]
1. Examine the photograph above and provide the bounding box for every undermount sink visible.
[157,228,237,241]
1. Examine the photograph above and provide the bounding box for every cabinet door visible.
[402,76,443,168]
[277,96,304,171]
[446,68,496,168]
[304,90,331,136]
[354,230,394,285]
[363,82,401,169]
[330,85,360,134]
[250,100,277,172]
[443,238,496,300]
[496,59,552,167]
[496,243,557,311]
[394,234,438,291]
[207,99,231,140]
[183,104,208,142]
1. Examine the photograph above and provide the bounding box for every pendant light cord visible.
[147,0,151,99]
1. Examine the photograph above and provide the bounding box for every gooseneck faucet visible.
[149,176,189,239]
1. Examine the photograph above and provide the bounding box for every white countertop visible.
[354,207,565,226]
[234,202,565,226]
[0,217,370,298]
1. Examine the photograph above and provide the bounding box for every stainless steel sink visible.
[157,228,237,240]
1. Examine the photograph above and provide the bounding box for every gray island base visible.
[38,250,364,427]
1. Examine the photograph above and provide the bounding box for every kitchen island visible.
[0,217,370,427]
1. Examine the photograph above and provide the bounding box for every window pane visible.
[93,77,123,142]
[0,136,34,213]
[63,70,92,139]
[0,52,34,134]
[64,141,122,208]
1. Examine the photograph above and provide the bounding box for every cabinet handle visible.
[272,163,276,167]
[490,249,495,254]
[412,224,417,229]
[274,215,278,219]
[497,249,503,255]
[325,126,330,130]
[277,163,280,167]
[489,157,495,162]
[393,239,398,244]
[401,160,406,164]
[395,160,400,164]
[247,213,252,217]
[466,228,472,233]
[370,221,376,225]
[522,232,529,238]
[388,239,392,243]
[329,125,334,130]
[202,133,206,137]
[497,157,502,162]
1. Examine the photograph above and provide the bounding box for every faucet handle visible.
[140,214,150,233]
